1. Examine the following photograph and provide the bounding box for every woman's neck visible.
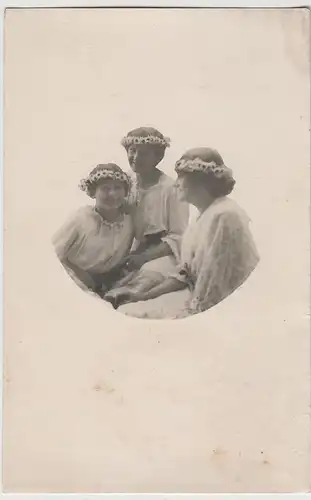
[193,194,217,214]
[95,205,122,222]
[137,168,162,188]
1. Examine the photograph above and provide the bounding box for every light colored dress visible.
[120,196,260,319]
[109,172,190,293]
[52,205,134,290]
[132,172,189,261]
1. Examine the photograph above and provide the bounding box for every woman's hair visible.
[176,147,236,198]
[149,145,166,166]
[79,163,130,198]
[189,170,235,197]
[121,126,170,167]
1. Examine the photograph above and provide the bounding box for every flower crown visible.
[121,135,171,148]
[175,158,232,177]
[79,167,130,197]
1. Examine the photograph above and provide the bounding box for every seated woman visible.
[117,147,260,319]
[104,127,189,308]
[52,163,134,296]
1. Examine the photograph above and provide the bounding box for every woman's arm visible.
[53,208,98,290]
[125,187,189,270]
[60,258,96,291]
[161,186,189,259]
[52,209,81,261]
[141,241,171,261]
[189,210,259,313]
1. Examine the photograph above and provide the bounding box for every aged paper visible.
[3,7,310,492]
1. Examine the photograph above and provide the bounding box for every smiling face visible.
[127,144,163,174]
[95,179,127,210]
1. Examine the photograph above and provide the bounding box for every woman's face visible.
[95,179,127,210]
[127,144,158,174]
[176,173,198,203]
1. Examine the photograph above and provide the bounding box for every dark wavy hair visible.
[194,170,235,197]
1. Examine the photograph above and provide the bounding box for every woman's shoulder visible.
[156,172,179,197]
[211,197,250,225]
[158,172,176,187]
[67,205,96,227]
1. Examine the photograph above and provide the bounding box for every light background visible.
[3,6,310,494]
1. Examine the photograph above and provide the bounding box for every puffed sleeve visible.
[162,186,190,260]
[188,209,260,313]
[52,208,83,261]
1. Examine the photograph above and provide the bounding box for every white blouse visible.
[130,172,189,259]
[52,205,134,274]
[174,196,260,312]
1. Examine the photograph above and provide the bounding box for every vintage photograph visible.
[4,6,310,493]
[52,128,260,319]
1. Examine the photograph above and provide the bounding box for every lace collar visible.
[93,207,125,229]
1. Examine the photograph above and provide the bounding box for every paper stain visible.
[260,450,270,465]
[211,447,227,459]
[92,382,115,394]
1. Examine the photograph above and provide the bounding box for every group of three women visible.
[53,126,259,319]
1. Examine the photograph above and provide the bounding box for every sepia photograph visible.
[53,129,260,319]
[3,6,310,493]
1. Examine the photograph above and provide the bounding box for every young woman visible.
[104,127,189,308]
[52,163,134,296]
[118,147,260,319]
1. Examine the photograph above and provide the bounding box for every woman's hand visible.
[103,288,145,309]
[105,289,145,302]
